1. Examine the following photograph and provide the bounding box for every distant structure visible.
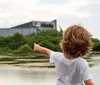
[0,20,57,36]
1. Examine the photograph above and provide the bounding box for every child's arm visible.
[34,43,53,56]
[84,79,94,85]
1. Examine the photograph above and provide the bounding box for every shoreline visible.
[0,61,100,68]
[0,52,99,68]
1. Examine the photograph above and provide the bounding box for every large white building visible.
[0,20,57,36]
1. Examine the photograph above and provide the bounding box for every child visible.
[34,25,94,85]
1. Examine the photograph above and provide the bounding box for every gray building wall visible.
[9,28,32,35]
[22,28,31,35]
[9,28,22,35]
[0,29,9,36]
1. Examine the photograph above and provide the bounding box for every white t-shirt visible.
[50,52,92,85]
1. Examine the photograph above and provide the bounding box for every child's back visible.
[50,52,91,85]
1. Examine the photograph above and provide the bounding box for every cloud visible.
[0,0,99,28]
[0,0,41,27]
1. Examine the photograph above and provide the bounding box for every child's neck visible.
[64,53,76,60]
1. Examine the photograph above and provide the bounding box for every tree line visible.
[0,29,99,56]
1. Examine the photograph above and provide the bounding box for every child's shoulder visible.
[77,57,89,68]
[78,57,87,63]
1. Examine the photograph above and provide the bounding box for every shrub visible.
[26,29,62,51]
[9,33,27,50]
[13,44,34,56]
[0,47,12,55]
[92,38,100,51]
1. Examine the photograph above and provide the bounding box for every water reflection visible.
[91,64,100,85]
[0,67,56,85]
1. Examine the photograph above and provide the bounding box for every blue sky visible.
[0,0,100,39]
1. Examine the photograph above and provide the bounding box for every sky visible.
[0,0,100,39]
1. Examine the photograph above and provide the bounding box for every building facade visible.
[0,20,57,36]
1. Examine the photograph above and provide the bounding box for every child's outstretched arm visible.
[34,43,53,56]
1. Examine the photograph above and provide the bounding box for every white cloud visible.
[0,0,89,25]
[0,0,41,27]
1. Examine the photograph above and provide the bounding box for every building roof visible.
[11,21,33,28]
[10,19,57,29]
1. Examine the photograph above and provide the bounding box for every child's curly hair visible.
[61,25,92,57]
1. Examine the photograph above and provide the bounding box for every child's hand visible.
[34,43,40,52]
[34,43,52,56]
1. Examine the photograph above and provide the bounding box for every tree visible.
[9,33,27,50]
[92,38,100,51]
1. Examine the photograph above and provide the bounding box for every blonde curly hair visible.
[61,25,92,57]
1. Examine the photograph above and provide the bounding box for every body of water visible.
[0,56,100,85]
